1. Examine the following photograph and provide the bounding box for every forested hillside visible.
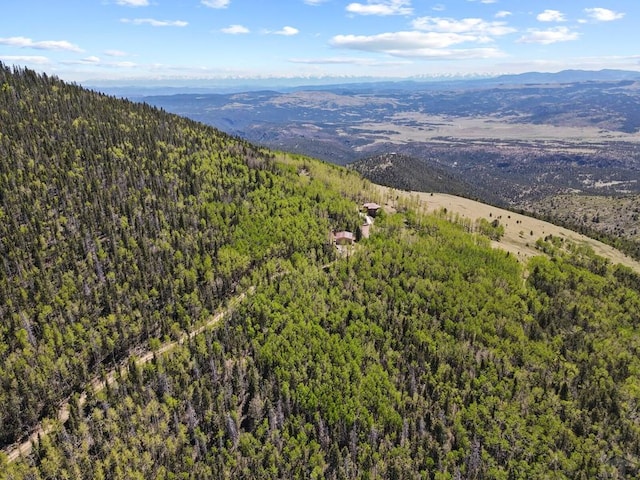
[0,64,360,450]
[3,65,640,478]
[350,153,502,205]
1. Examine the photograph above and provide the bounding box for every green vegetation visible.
[3,64,640,478]
[523,194,640,262]
[0,64,360,448]
[350,153,502,206]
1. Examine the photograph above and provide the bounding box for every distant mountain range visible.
[91,68,640,98]
[488,68,640,85]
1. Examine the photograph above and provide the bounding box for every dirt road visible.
[4,290,250,463]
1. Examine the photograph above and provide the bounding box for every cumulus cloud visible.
[330,30,504,58]
[273,26,299,36]
[537,9,566,22]
[289,56,409,66]
[116,0,150,6]
[201,0,230,8]
[0,55,50,65]
[104,49,128,57]
[289,57,360,64]
[332,13,515,60]
[518,27,579,44]
[0,36,83,52]
[304,0,327,4]
[62,57,138,68]
[346,0,413,16]
[584,7,625,22]
[112,61,137,68]
[495,11,511,19]
[412,16,515,37]
[120,18,188,27]
[332,31,468,50]
[80,56,101,64]
[221,24,250,34]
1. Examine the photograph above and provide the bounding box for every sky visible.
[0,0,638,86]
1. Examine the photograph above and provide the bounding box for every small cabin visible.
[363,202,381,217]
[333,231,355,245]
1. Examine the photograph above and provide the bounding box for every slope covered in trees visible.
[2,65,640,478]
[6,212,640,479]
[350,153,501,205]
[0,63,360,449]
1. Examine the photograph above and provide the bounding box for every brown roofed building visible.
[333,231,355,245]
[363,202,381,216]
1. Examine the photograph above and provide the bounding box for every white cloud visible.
[62,58,138,68]
[116,0,150,6]
[289,56,410,66]
[104,49,128,57]
[201,0,230,8]
[304,0,327,4]
[330,30,506,58]
[411,16,515,37]
[346,0,413,16]
[518,27,579,44]
[111,61,137,68]
[410,47,502,59]
[289,57,361,64]
[332,15,515,59]
[495,10,511,18]
[584,7,625,22]
[221,24,250,34]
[537,9,565,22]
[273,26,299,36]
[120,18,188,27]
[80,56,101,64]
[0,55,50,65]
[432,4,445,11]
[467,0,497,4]
[332,31,467,50]
[0,36,83,52]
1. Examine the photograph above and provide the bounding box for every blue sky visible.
[0,0,637,85]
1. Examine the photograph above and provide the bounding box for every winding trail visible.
[4,289,252,464]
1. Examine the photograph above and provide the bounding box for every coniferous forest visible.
[2,64,640,478]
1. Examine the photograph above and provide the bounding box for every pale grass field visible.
[352,114,640,150]
[372,185,640,274]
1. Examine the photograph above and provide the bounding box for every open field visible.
[375,186,640,273]
[351,113,640,150]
